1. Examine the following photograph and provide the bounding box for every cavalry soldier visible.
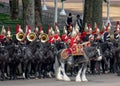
[61,26,69,43]
[113,21,120,47]
[48,27,55,44]
[90,23,101,74]
[4,26,13,46]
[84,24,94,43]
[92,23,101,44]
[0,25,6,44]
[69,28,77,49]
[75,26,82,44]
[102,23,111,42]
[38,25,44,40]
[81,23,88,42]
[34,25,39,37]
[101,23,111,74]
[54,25,61,42]
[100,22,106,43]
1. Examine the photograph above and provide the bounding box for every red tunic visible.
[69,37,77,48]
[54,34,61,41]
[61,34,69,43]
[48,36,55,43]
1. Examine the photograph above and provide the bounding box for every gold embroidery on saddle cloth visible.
[71,41,90,56]
[61,49,69,59]
[61,41,90,59]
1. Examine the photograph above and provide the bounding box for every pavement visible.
[0,74,120,86]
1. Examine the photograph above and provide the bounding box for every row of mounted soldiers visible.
[0,21,120,80]
[0,19,120,47]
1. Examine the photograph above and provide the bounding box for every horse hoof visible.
[56,76,63,80]
[75,77,81,82]
[82,79,88,82]
[75,79,82,82]
[63,76,71,81]
[64,79,71,81]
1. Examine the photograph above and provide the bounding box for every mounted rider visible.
[102,23,111,42]
[54,24,61,42]
[113,21,120,47]
[0,25,6,45]
[61,26,70,43]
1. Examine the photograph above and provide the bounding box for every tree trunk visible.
[22,0,35,31]
[92,0,102,30]
[83,0,93,29]
[35,0,42,26]
[9,0,19,20]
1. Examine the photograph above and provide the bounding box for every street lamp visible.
[42,0,48,11]
[60,0,66,16]
[81,0,85,20]
[54,0,58,24]
[105,0,111,26]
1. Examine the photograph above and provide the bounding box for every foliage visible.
[104,0,108,3]
[0,13,22,34]
[61,0,66,2]
[0,3,4,8]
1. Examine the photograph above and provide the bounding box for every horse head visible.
[84,45,102,61]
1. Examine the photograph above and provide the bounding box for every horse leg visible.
[25,61,31,79]
[61,62,70,81]
[0,62,6,81]
[9,61,15,80]
[81,63,88,82]
[21,62,26,79]
[75,64,83,82]
[34,61,39,79]
[56,65,63,80]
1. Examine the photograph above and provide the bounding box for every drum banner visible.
[71,41,90,56]
[61,49,70,59]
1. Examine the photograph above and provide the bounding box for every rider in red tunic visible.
[61,26,70,43]
[48,27,55,43]
[54,25,61,42]
[69,28,77,48]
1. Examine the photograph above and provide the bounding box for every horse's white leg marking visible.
[97,49,102,61]
[75,66,83,82]
[81,65,88,82]
[61,62,71,81]
[56,66,63,80]
[23,72,25,79]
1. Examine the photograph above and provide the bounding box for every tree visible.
[83,0,93,27]
[92,0,102,29]
[9,0,19,20]
[83,0,103,30]
[22,0,35,31]
[35,0,42,26]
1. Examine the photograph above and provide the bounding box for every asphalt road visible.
[0,74,120,86]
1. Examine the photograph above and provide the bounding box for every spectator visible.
[66,13,73,34]
[76,14,83,32]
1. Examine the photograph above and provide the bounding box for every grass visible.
[0,13,22,34]
[0,13,63,35]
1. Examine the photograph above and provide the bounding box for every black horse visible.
[100,41,115,73]
[20,44,33,79]
[113,46,120,76]
[8,45,23,80]
[38,42,57,78]
[0,45,9,80]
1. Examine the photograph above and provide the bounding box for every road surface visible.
[0,74,120,86]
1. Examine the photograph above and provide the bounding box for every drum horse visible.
[55,41,102,82]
